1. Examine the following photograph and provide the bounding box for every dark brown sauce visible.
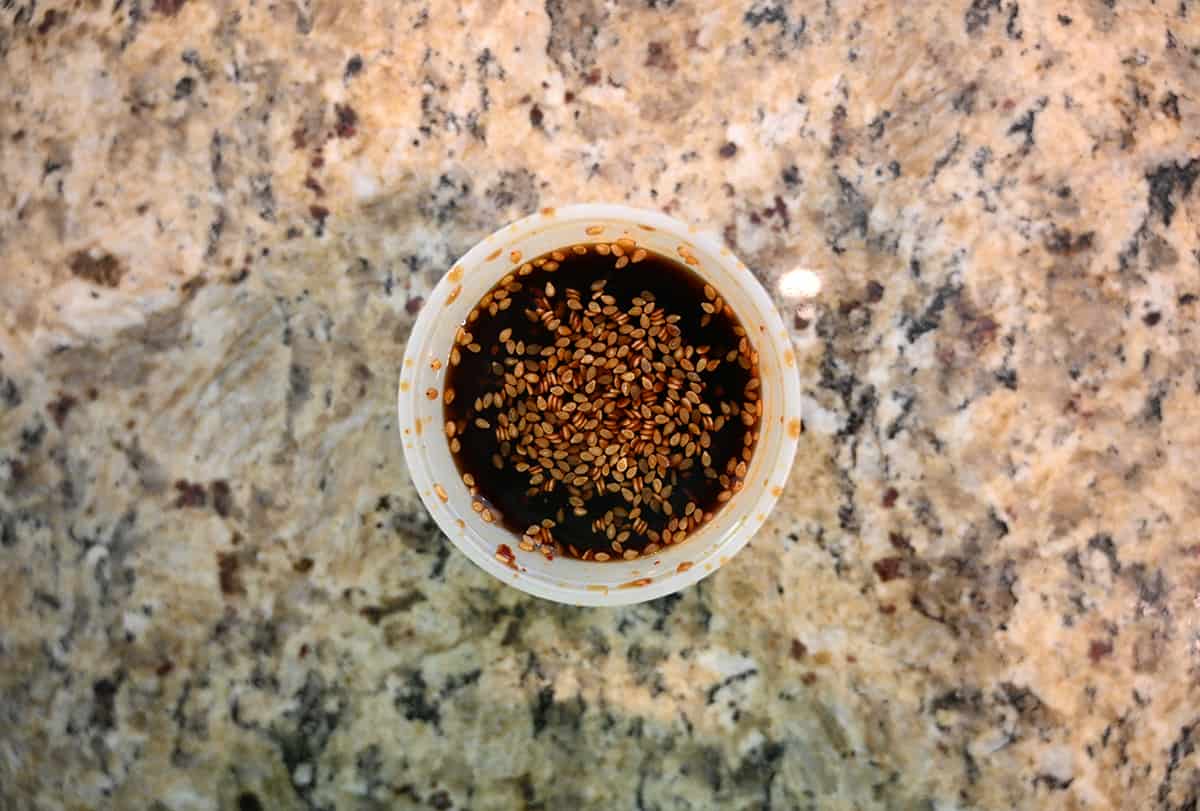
[443,243,760,561]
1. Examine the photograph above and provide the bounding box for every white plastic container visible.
[398,204,801,606]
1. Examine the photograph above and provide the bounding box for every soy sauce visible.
[442,241,761,561]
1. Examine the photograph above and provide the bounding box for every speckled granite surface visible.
[2,1,1199,809]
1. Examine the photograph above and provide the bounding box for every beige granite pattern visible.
[2,1,1200,809]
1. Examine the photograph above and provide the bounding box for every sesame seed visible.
[443,244,760,560]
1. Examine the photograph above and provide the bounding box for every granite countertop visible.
[2,1,1198,809]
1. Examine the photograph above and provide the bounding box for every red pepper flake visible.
[801,672,817,685]
[156,660,174,677]
[888,532,913,552]
[495,544,517,570]
[293,557,314,574]
[309,205,330,224]
[881,487,898,508]
[618,578,653,589]
[1088,639,1113,663]
[299,643,310,658]
[790,639,807,660]
[873,556,904,582]
[879,603,897,615]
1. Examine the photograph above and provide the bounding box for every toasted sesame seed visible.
[443,244,760,560]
